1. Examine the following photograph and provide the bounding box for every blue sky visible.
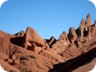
[0,0,96,39]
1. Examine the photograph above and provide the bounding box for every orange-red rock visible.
[0,13,96,72]
[22,27,46,49]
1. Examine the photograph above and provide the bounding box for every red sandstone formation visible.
[0,13,96,72]
[22,27,46,48]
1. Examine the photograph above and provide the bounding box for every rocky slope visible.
[0,13,96,72]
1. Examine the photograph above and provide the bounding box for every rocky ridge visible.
[0,13,96,72]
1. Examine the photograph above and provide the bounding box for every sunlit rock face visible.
[0,13,96,72]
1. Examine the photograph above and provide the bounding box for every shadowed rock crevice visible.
[46,36,57,48]
[0,13,96,72]
[49,47,96,72]
[10,36,24,46]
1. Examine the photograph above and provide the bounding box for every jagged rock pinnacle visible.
[86,13,92,26]
[68,27,77,44]
[77,19,85,40]
[0,13,96,72]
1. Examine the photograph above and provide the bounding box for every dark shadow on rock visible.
[49,48,96,72]
[45,38,57,48]
[10,37,24,46]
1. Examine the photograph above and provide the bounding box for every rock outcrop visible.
[77,19,85,40]
[15,30,25,37]
[21,27,46,50]
[68,27,77,44]
[51,32,69,54]
[58,31,69,45]
[0,13,96,72]
[46,36,56,48]
[86,13,92,26]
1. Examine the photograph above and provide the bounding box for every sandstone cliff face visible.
[0,13,96,72]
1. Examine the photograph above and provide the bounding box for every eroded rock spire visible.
[68,27,77,44]
[85,13,92,26]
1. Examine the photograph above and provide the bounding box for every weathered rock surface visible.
[76,19,85,40]
[15,30,25,37]
[0,37,54,72]
[86,13,92,26]
[47,36,56,47]
[21,27,46,50]
[0,13,96,72]
[51,32,69,54]
[68,27,77,44]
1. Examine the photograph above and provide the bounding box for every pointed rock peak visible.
[26,26,34,32]
[62,31,67,35]
[79,19,85,27]
[68,27,77,44]
[50,36,55,40]
[61,31,67,36]
[26,27,42,38]
[50,36,56,40]
[86,13,92,26]
[81,19,85,24]
[62,31,67,37]
[87,13,91,18]
[58,31,67,41]
[23,26,45,48]
[48,36,56,46]
[69,27,75,33]
[26,27,38,37]
[49,36,56,43]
